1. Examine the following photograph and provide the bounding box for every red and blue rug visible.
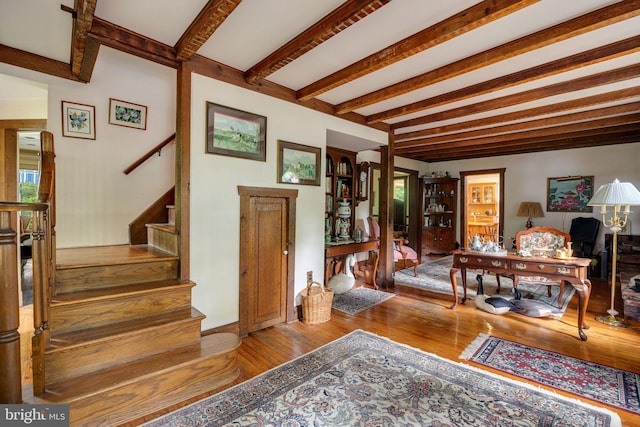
[461,334,640,416]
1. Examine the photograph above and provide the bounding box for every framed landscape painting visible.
[206,102,266,161]
[547,176,594,212]
[277,140,321,186]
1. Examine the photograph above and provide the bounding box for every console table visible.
[449,249,592,341]
[325,239,378,288]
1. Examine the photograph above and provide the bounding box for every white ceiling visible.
[1,0,638,160]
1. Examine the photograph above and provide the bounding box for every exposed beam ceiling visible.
[1,0,638,162]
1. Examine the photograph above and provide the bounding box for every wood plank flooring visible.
[127,270,640,427]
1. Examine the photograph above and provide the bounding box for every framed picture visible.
[109,98,147,130]
[547,176,594,212]
[61,101,95,139]
[277,140,321,186]
[206,102,266,161]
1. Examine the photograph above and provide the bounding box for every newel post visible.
[0,210,22,403]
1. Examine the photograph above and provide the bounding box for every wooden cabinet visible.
[605,234,640,276]
[420,177,458,254]
[325,147,356,240]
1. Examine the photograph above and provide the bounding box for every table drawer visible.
[455,254,507,270]
[509,260,577,276]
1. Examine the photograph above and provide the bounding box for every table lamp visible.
[587,178,640,327]
[516,201,544,229]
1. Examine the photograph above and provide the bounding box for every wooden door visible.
[238,187,298,337]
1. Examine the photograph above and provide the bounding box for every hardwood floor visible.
[127,270,640,427]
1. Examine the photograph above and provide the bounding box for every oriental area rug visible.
[143,330,621,427]
[331,286,395,315]
[461,334,640,417]
[396,255,575,314]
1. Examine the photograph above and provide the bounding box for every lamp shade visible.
[587,178,640,206]
[516,201,544,218]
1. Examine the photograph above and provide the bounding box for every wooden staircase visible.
[24,206,241,426]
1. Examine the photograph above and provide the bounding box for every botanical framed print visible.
[109,98,147,130]
[277,140,321,186]
[547,176,594,212]
[206,102,266,161]
[61,101,95,139]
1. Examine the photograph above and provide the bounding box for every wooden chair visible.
[514,226,571,306]
[367,217,419,277]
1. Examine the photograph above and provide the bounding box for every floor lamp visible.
[587,178,640,327]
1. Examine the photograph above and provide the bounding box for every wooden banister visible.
[123,133,176,175]
[0,131,56,402]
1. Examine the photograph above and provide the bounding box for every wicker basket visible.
[301,281,333,324]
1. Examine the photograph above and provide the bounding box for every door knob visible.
[283,250,288,255]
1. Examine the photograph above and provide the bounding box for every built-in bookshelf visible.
[325,147,356,240]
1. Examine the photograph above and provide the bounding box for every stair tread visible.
[56,244,176,269]
[146,223,176,231]
[49,307,204,347]
[31,333,241,402]
[50,278,194,303]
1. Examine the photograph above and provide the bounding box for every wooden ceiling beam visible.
[335,0,640,114]
[395,102,640,148]
[368,35,640,124]
[392,63,640,130]
[246,0,390,84]
[174,0,242,62]
[395,115,640,154]
[0,44,79,82]
[409,129,640,162]
[295,0,536,101]
[89,17,179,68]
[394,86,640,141]
[68,0,97,81]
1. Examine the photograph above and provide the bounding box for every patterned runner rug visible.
[144,330,621,426]
[461,334,640,416]
[331,286,395,315]
[396,255,575,315]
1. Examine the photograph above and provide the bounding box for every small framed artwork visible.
[547,175,594,212]
[109,98,147,130]
[357,161,370,201]
[206,102,266,161]
[61,101,96,140]
[277,140,321,186]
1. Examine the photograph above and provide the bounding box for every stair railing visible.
[0,131,55,402]
[123,133,176,175]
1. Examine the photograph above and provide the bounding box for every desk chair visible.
[515,226,571,306]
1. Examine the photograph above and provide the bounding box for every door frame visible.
[459,168,506,249]
[237,186,298,337]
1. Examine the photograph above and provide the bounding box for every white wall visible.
[1,48,177,248]
[189,75,387,329]
[427,144,640,253]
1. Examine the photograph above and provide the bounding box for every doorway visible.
[460,169,505,249]
[237,186,298,337]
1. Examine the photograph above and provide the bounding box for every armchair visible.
[569,217,600,259]
[367,217,419,277]
[515,226,571,306]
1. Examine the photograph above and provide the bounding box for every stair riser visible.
[49,287,192,334]
[69,349,240,426]
[147,226,178,255]
[45,318,203,385]
[55,260,178,294]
